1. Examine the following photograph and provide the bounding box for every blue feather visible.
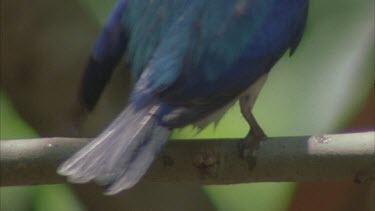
[80,0,128,110]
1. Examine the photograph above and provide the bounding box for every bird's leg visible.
[239,95,267,169]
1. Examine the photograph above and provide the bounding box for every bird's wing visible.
[81,0,129,110]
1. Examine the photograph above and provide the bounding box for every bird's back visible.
[123,0,308,126]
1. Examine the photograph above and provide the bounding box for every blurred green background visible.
[1,0,374,210]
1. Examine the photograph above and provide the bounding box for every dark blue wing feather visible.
[81,0,129,110]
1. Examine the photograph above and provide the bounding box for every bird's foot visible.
[239,130,267,170]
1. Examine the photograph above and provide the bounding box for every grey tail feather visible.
[57,102,171,195]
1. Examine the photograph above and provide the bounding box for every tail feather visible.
[57,102,171,194]
[105,127,170,194]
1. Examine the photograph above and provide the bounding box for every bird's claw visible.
[239,130,266,170]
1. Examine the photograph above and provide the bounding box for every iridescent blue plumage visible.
[59,0,309,194]
[127,0,309,125]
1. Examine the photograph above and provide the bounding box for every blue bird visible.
[58,0,309,194]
